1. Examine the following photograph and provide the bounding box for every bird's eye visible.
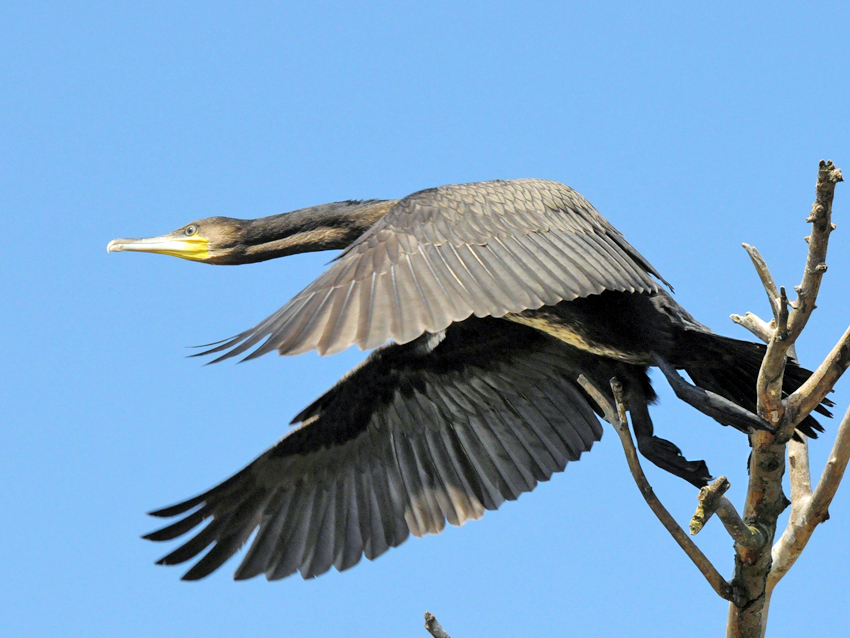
[185,225,197,236]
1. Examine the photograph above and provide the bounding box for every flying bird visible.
[108,179,830,581]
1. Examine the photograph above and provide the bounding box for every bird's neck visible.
[223,199,398,264]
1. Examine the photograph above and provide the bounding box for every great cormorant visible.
[108,179,829,581]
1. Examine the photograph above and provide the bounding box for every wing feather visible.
[146,319,610,580]
[199,179,666,360]
[267,480,318,579]
[233,486,294,580]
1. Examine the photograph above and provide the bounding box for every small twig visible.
[690,478,766,550]
[777,287,790,340]
[690,476,732,535]
[742,244,782,323]
[730,312,800,365]
[730,312,774,344]
[690,478,766,551]
[424,612,451,638]
[576,375,738,604]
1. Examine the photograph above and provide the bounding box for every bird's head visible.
[108,200,397,265]
[107,217,251,265]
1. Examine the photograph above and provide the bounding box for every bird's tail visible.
[677,331,831,438]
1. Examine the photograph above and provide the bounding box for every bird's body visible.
[108,178,830,581]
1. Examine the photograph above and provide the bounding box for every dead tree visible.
[424,160,845,638]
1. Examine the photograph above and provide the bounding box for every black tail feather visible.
[678,331,830,439]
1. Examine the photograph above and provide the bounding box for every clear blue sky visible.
[2,2,849,636]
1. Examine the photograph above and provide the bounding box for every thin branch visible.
[789,160,843,338]
[768,402,850,589]
[690,476,732,535]
[730,312,774,344]
[690,478,767,550]
[742,244,782,323]
[732,311,800,364]
[716,497,768,551]
[733,251,799,370]
[812,406,850,509]
[788,437,813,507]
[424,612,451,638]
[576,375,617,425]
[785,324,850,427]
[772,160,844,441]
[576,375,738,604]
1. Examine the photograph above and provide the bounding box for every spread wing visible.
[145,319,605,580]
[201,179,669,361]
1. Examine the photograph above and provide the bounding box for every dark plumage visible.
[108,178,831,581]
[200,180,669,359]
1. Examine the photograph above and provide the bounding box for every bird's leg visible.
[625,383,713,488]
[652,354,774,434]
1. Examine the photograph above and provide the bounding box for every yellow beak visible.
[107,234,210,262]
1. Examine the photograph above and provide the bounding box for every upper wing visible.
[201,179,669,361]
[145,318,605,580]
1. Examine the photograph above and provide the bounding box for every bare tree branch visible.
[732,296,812,521]
[424,612,452,638]
[576,375,618,425]
[690,477,732,535]
[727,160,843,638]
[742,244,783,324]
[788,438,813,506]
[730,293,813,538]
[731,290,797,363]
[785,324,850,428]
[576,375,738,604]
[772,160,843,440]
[768,402,850,591]
[716,497,768,551]
[730,312,774,344]
[690,478,767,551]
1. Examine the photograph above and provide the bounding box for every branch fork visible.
[727,160,846,637]
[689,477,767,551]
[577,375,741,606]
[418,162,847,638]
[580,161,846,637]
[583,162,846,638]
